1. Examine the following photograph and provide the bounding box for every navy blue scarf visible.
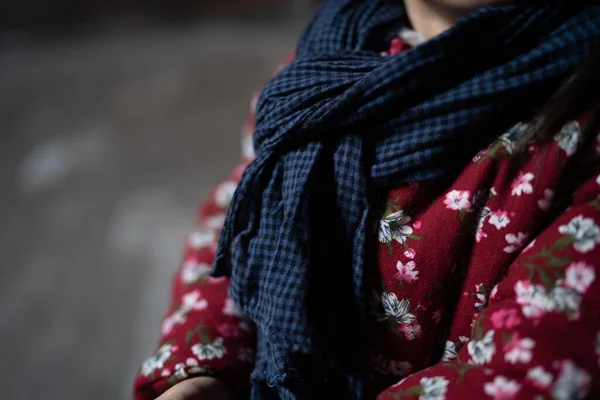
[213,1,600,397]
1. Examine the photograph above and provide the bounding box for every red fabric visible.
[134,36,600,399]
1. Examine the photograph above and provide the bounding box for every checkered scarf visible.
[213,1,600,397]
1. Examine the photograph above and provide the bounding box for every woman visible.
[135,0,600,398]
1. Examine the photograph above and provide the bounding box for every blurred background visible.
[0,1,316,398]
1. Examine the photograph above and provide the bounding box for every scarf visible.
[213,1,600,397]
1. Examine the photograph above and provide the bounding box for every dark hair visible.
[518,53,600,152]
[505,52,600,194]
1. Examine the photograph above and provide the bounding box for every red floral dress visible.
[134,37,600,400]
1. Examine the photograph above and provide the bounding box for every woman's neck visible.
[403,0,470,40]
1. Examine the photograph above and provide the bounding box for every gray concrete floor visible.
[0,10,310,399]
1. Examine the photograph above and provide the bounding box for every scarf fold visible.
[213,0,600,397]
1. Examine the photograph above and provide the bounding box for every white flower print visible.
[524,238,537,252]
[489,210,510,230]
[490,284,499,300]
[442,340,458,361]
[511,172,534,196]
[380,292,416,325]
[378,210,413,244]
[552,360,591,400]
[161,309,187,336]
[549,286,581,314]
[468,330,496,365]
[161,369,170,377]
[181,260,212,284]
[172,364,187,379]
[504,335,535,364]
[242,131,255,160]
[444,190,472,211]
[222,297,244,317]
[503,232,528,254]
[188,229,216,250]
[182,290,209,311]
[563,261,595,294]
[484,376,521,400]
[205,214,226,230]
[476,206,492,242]
[186,357,199,367]
[514,281,555,319]
[526,366,553,390]
[419,376,449,400]
[162,291,208,335]
[173,357,207,380]
[474,284,488,312]
[558,215,600,253]
[537,189,554,211]
[192,337,226,361]
[215,181,237,208]
[555,120,580,156]
[597,174,600,186]
[459,336,470,343]
[500,123,526,154]
[395,260,419,283]
[140,343,175,377]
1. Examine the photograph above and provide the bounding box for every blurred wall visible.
[0,0,302,31]
[0,1,316,399]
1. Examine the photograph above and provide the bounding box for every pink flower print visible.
[563,261,595,294]
[399,321,422,340]
[218,322,243,339]
[489,210,510,230]
[413,221,422,230]
[395,260,418,283]
[511,172,534,196]
[403,248,417,259]
[444,190,472,211]
[490,308,521,329]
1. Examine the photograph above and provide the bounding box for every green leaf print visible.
[553,235,575,251]
[167,375,178,386]
[391,385,424,399]
[546,257,570,267]
[442,362,477,384]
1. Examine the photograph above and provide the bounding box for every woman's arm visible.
[378,171,600,399]
[134,51,296,399]
[133,161,256,400]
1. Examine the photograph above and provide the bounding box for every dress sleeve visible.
[378,171,600,400]
[132,164,255,400]
[133,51,296,400]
